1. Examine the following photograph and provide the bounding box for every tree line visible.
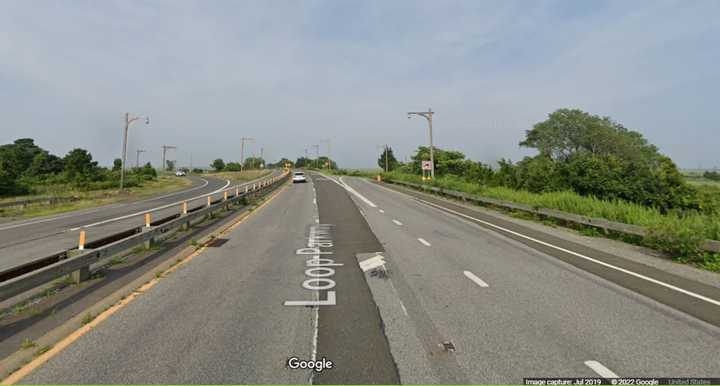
[210,157,267,172]
[0,138,156,196]
[381,108,718,214]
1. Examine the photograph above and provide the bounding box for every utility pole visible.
[320,139,331,169]
[384,145,389,172]
[240,137,255,171]
[120,113,149,190]
[312,144,320,169]
[135,149,146,168]
[408,108,435,179]
[161,145,177,172]
[260,147,265,168]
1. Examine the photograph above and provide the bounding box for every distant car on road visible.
[292,171,307,183]
[175,170,186,176]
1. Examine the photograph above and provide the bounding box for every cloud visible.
[0,0,717,169]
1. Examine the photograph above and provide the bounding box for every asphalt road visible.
[336,175,720,383]
[22,176,317,384]
[14,172,720,384]
[0,173,273,273]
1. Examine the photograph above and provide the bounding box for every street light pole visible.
[240,137,255,171]
[121,113,149,190]
[312,144,320,169]
[321,139,331,169]
[135,149,146,168]
[408,108,435,179]
[161,145,177,172]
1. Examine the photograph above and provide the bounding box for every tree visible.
[520,108,692,210]
[377,146,399,171]
[225,162,242,171]
[520,108,659,163]
[295,157,313,168]
[26,151,64,177]
[273,158,294,168]
[165,160,175,171]
[703,171,720,181]
[0,138,43,181]
[63,148,99,183]
[211,158,225,172]
[410,146,465,175]
[243,157,265,169]
[112,158,122,171]
[317,156,337,169]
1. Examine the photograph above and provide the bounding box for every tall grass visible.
[383,171,720,270]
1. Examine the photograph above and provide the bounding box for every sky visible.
[0,0,718,169]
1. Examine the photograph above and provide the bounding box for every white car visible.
[292,171,307,183]
[175,170,186,176]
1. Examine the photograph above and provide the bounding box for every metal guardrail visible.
[384,179,720,253]
[0,171,289,302]
[0,196,79,209]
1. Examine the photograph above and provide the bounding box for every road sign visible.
[422,161,432,171]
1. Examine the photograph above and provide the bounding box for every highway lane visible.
[20,176,316,384]
[10,172,720,384]
[337,176,720,383]
[0,173,275,273]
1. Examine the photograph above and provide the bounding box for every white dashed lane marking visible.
[463,271,489,288]
[417,238,431,247]
[584,360,618,378]
[392,219,403,226]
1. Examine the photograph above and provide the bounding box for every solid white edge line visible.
[319,173,378,208]
[0,177,210,231]
[392,219,403,226]
[69,179,232,230]
[416,197,720,308]
[584,360,618,378]
[338,176,377,208]
[463,270,489,287]
[417,238,431,247]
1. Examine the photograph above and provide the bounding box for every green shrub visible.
[383,171,720,263]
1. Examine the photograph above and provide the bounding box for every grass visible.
[206,169,271,184]
[81,312,95,325]
[327,168,381,178]
[383,171,720,271]
[0,176,193,220]
[20,338,37,350]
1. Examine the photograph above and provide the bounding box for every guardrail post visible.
[224,191,228,201]
[180,202,189,230]
[78,230,86,251]
[207,196,212,207]
[145,213,151,228]
[235,187,239,197]
[70,265,90,284]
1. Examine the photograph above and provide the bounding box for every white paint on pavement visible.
[321,173,378,208]
[379,209,385,213]
[584,360,618,378]
[463,271,489,287]
[392,219,403,226]
[69,179,233,231]
[0,178,213,232]
[416,198,720,308]
[417,238,431,247]
[359,254,386,272]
